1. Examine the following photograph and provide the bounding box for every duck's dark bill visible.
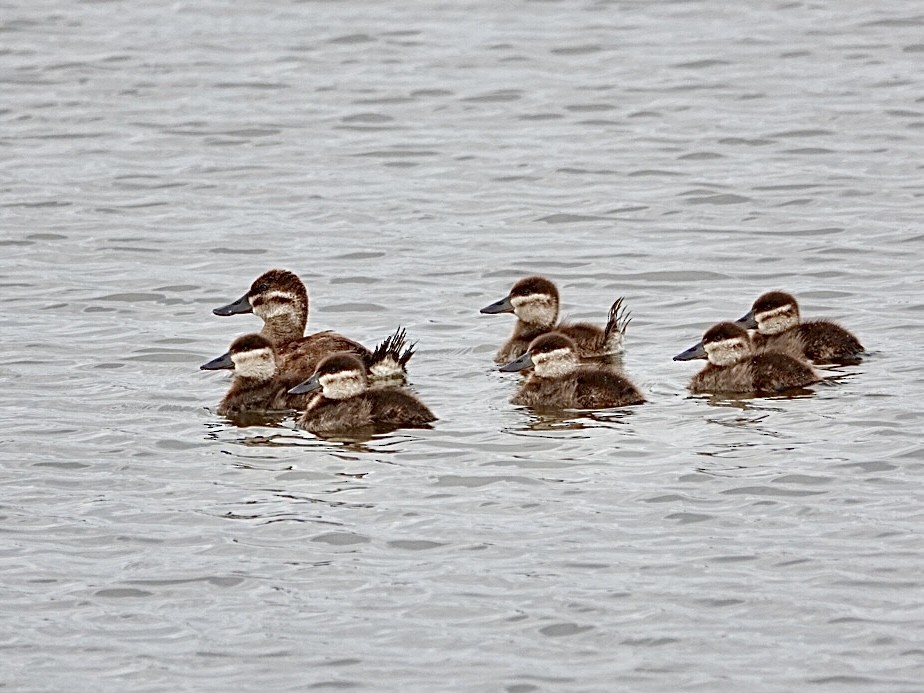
[673,342,707,361]
[213,292,253,316]
[735,310,758,329]
[288,375,321,395]
[480,296,514,314]
[499,352,534,372]
[200,352,234,370]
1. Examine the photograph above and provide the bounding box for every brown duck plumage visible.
[688,322,819,394]
[291,353,435,433]
[740,291,864,364]
[200,333,311,417]
[500,332,645,409]
[212,269,371,386]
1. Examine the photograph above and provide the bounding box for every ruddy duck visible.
[288,353,435,433]
[480,276,630,363]
[202,329,414,418]
[200,333,308,417]
[681,322,819,394]
[736,291,864,363]
[674,290,864,365]
[213,269,413,385]
[499,332,645,409]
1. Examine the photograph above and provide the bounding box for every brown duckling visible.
[499,332,645,409]
[200,333,309,417]
[480,275,630,363]
[683,322,820,394]
[213,268,400,386]
[202,328,414,418]
[289,353,435,434]
[737,291,864,363]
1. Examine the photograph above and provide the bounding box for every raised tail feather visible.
[366,327,416,385]
[602,297,630,355]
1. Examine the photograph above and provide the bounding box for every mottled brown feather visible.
[297,388,435,433]
[512,365,645,409]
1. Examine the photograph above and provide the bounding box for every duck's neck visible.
[260,313,305,346]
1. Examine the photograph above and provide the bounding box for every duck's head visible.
[500,331,579,377]
[737,291,800,335]
[213,269,308,323]
[480,275,559,328]
[200,333,276,380]
[288,353,368,399]
[701,321,752,366]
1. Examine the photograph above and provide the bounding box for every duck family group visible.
[200,269,864,434]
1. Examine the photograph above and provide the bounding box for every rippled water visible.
[3,1,924,690]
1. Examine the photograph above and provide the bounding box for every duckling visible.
[737,291,864,363]
[202,328,414,418]
[480,275,630,363]
[499,332,645,409]
[683,322,820,394]
[289,353,436,433]
[200,333,309,417]
[212,269,412,385]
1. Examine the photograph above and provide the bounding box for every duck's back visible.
[513,366,643,409]
[750,352,819,391]
[796,320,863,363]
[367,388,436,426]
[276,332,372,386]
[572,368,644,408]
[690,353,817,394]
[497,322,610,364]
[297,395,375,433]
[559,322,607,357]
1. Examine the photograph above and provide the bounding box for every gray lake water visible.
[2,1,924,690]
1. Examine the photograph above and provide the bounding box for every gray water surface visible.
[2,1,924,690]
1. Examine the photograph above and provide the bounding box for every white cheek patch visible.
[705,338,748,367]
[320,370,367,399]
[253,291,302,319]
[512,294,556,326]
[532,347,577,377]
[232,348,276,380]
[755,304,796,335]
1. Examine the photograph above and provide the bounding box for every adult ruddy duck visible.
[212,268,411,385]
[499,332,645,409]
[288,353,436,433]
[681,322,820,394]
[480,275,630,363]
[200,333,308,417]
[736,291,864,363]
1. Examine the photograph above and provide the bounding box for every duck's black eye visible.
[256,283,269,292]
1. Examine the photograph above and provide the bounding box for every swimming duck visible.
[200,333,308,417]
[499,332,645,409]
[736,291,864,363]
[674,290,864,364]
[480,275,630,363]
[212,268,410,385]
[681,321,819,394]
[202,328,414,418]
[289,353,435,433]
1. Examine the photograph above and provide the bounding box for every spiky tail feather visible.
[367,327,416,385]
[602,297,630,355]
